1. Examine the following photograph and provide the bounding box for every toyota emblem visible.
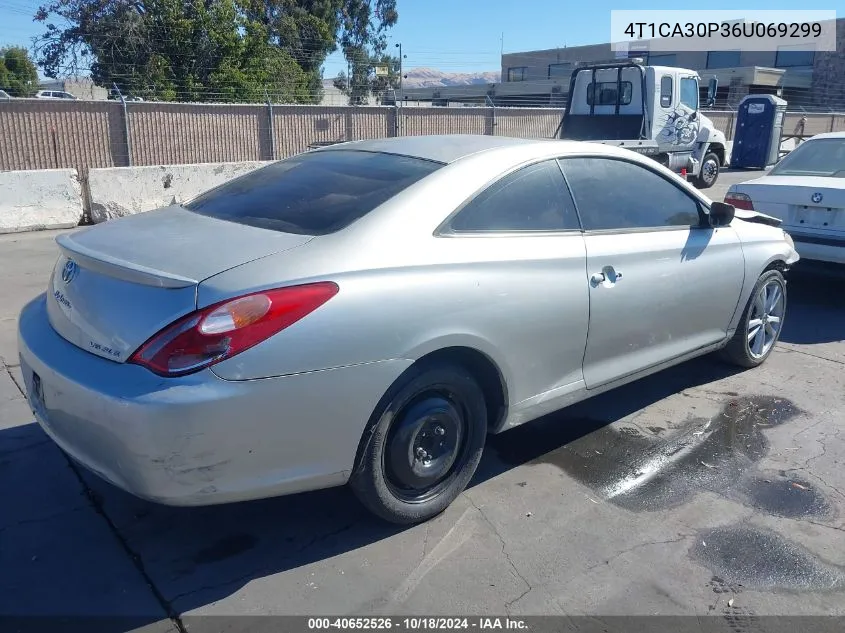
[811,192,824,204]
[61,259,79,284]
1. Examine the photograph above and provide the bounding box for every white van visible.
[35,90,78,100]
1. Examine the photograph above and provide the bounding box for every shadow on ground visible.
[779,265,845,345]
[0,267,841,629]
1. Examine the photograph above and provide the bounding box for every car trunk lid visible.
[47,206,314,363]
[736,177,845,234]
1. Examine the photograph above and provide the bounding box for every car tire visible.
[350,363,488,525]
[720,269,787,368]
[694,152,720,189]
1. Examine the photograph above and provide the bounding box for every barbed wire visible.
[3,13,840,111]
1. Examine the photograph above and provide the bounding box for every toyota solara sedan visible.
[19,135,799,524]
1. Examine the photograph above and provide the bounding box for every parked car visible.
[108,89,143,101]
[0,89,11,100]
[35,90,78,100]
[725,132,845,265]
[18,135,798,524]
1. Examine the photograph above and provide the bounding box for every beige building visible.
[403,17,845,110]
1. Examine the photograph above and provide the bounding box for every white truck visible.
[559,60,727,189]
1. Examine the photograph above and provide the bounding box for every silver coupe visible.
[18,135,799,524]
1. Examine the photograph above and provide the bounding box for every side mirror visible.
[709,201,735,227]
[690,111,698,121]
[706,77,718,107]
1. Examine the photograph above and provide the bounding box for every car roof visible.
[313,134,554,164]
[805,131,845,141]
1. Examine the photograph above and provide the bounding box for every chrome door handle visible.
[591,269,623,285]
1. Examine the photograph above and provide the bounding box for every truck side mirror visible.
[706,77,718,107]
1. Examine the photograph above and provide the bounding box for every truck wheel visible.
[694,153,720,189]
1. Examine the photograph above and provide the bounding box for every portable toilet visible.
[731,95,788,169]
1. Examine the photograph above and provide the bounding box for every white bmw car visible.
[725,131,845,265]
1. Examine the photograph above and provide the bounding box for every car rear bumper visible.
[18,295,411,506]
[790,233,845,265]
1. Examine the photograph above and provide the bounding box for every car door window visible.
[560,157,703,231]
[449,160,580,232]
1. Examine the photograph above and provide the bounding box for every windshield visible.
[769,138,845,178]
[184,150,443,235]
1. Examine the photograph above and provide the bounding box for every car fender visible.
[401,331,516,407]
[728,222,799,334]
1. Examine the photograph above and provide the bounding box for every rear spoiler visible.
[56,233,198,289]
[732,208,783,228]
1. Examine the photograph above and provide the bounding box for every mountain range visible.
[401,67,501,88]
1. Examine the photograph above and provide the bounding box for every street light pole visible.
[395,42,403,105]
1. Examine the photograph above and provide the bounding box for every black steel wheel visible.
[350,363,488,525]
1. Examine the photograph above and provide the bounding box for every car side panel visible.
[581,226,746,388]
[205,233,590,410]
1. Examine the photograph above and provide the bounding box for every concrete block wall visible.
[0,169,84,233]
[86,161,272,223]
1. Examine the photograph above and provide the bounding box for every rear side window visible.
[449,160,580,232]
[185,150,442,235]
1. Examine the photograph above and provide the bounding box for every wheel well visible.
[764,259,789,275]
[412,347,508,433]
[708,144,726,166]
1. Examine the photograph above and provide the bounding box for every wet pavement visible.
[1,221,844,629]
[491,395,805,513]
[691,525,845,592]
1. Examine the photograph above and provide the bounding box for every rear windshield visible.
[770,138,845,178]
[184,150,443,235]
[586,81,633,106]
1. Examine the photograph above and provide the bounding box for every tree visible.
[0,47,39,97]
[32,0,398,104]
[333,52,399,104]
[238,0,397,102]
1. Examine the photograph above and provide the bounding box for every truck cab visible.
[560,61,727,189]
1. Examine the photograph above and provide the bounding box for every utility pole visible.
[395,42,403,104]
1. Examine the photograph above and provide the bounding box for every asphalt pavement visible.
[2,170,844,632]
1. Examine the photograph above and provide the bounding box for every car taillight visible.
[128,282,339,377]
[724,192,754,210]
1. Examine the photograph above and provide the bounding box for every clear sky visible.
[0,0,838,79]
